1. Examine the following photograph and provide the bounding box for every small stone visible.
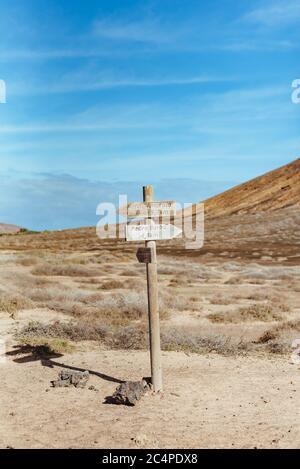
[88,385,98,392]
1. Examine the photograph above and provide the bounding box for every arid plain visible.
[0,159,299,449]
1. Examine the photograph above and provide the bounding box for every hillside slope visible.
[0,223,21,234]
[204,158,300,219]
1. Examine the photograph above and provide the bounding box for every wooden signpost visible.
[120,200,176,219]
[125,186,182,393]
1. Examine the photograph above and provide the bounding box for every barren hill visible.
[0,223,21,234]
[204,158,300,219]
[0,159,299,263]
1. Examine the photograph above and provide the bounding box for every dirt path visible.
[1,343,299,449]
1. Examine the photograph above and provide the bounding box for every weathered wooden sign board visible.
[119,201,176,218]
[126,222,182,242]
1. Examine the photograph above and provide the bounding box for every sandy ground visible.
[0,239,299,449]
[1,334,300,449]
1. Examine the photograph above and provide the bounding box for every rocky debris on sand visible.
[109,379,151,406]
[88,385,98,392]
[51,370,89,388]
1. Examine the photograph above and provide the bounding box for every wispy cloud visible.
[0,84,293,136]
[243,0,300,27]
[92,16,182,44]
[0,48,117,62]
[2,3,299,63]
[11,73,234,96]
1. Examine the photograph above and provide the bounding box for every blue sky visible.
[0,0,299,230]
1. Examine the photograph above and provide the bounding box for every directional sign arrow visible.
[119,201,176,219]
[126,223,182,241]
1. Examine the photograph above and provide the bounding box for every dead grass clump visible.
[122,278,145,289]
[11,272,56,289]
[26,287,67,303]
[265,342,290,355]
[18,319,293,356]
[16,256,39,267]
[32,263,100,277]
[161,329,250,356]
[47,299,96,318]
[110,325,148,350]
[0,294,33,317]
[256,330,278,344]
[96,291,148,320]
[43,291,147,326]
[245,291,270,301]
[208,303,285,324]
[256,320,300,344]
[17,320,146,350]
[209,295,232,305]
[78,278,101,285]
[18,336,75,355]
[17,321,250,355]
[225,277,242,285]
[78,292,104,304]
[18,320,109,342]
[120,267,141,277]
[100,279,124,290]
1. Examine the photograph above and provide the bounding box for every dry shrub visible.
[11,272,56,289]
[120,267,141,277]
[16,318,294,357]
[32,263,100,277]
[16,256,39,267]
[40,288,184,324]
[169,278,181,287]
[100,279,124,290]
[17,320,146,350]
[18,334,75,355]
[209,295,232,305]
[122,278,145,289]
[225,277,243,285]
[78,292,104,304]
[26,286,70,303]
[161,329,250,356]
[40,291,147,326]
[93,291,148,320]
[245,291,270,301]
[17,321,249,355]
[77,278,101,285]
[0,293,33,316]
[257,320,300,344]
[19,320,108,342]
[208,303,285,324]
[110,325,148,350]
[99,278,144,291]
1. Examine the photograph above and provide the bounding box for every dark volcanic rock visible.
[51,370,89,388]
[109,379,151,406]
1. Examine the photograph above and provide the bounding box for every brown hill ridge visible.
[0,223,22,234]
[204,158,300,219]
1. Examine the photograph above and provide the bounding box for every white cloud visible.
[10,73,233,96]
[244,0,300,27]
[92,16,181,44]
[0,84,293,136]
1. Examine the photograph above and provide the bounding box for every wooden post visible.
[143,186,163,392]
